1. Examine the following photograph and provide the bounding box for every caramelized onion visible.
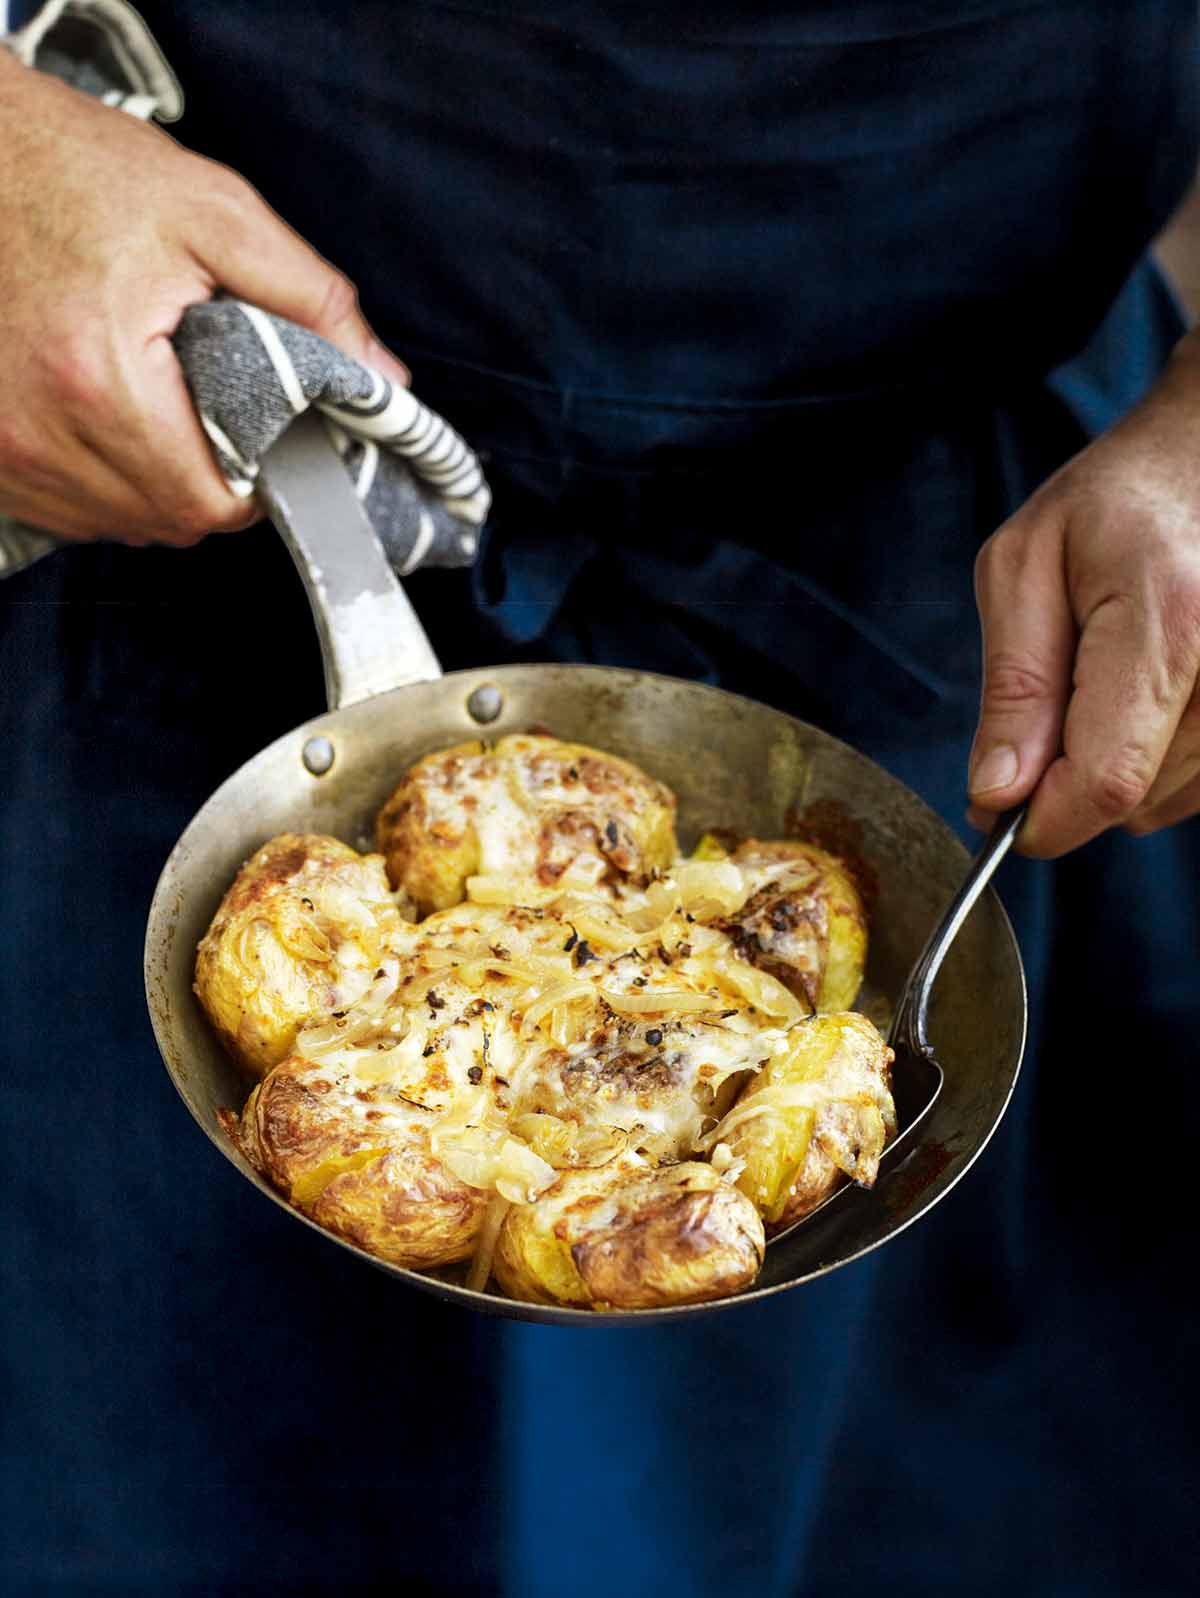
[696,1083,831,1152]
[466,875,560,908]
[296,958,403,1057]
[520,980,598,1032]
[716,960,807,1024]
[673,860,749,916]
[466,1192,513,1293]
[601,988,719,1016]
[508,1113,627,1170]
[456,957,567,990]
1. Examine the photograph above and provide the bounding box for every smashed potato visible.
[194,834,407,1077]
[231,1050,490,1268]
[200,737,894,1309]
[705,1012,895,1229]
[494,1158,765,1309]
[374,733,677,914]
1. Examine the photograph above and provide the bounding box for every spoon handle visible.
[889,803,1027,1058]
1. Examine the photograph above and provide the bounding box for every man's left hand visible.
[969,329,1200,855]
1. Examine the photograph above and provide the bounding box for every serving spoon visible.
[768,801,1027,1247]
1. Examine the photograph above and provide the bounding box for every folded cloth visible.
[0,0,490,580]
[172,299,490,571]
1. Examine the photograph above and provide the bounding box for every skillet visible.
[144,411,1025,1324]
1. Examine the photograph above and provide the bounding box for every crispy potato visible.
[374,734,677,915]
[242,1051,489,1269]
[194,834,408,1077]
[204,740,895,1309]
[714,1012,895,1229]
[310,1151,488,1270]
[718,840,867,1012]
[494,1158,765,1309]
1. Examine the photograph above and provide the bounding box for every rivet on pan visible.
[467,684,504,724]
[302,736,335,776]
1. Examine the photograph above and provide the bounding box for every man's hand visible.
[969,330,1200,855]
[0,52,407,546]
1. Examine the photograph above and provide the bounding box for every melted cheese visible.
[274,896,804,1195]
[472,771,536,878]
[245,842,887,1230]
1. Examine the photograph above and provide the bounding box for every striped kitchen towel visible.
[0,0,490,580]
[172,297,489,572]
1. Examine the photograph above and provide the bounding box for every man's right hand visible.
[0,52,408,546]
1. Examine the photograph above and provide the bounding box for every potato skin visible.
[203,742,892,1308]
[374,734,677,915]
[195,833,404,1077]
[720,840,868,1013]
[245,1054,488,1269]
[309,1150,488,1269]
[495,1160,765,1310]
[721,1012,895,1230]
[219,894,779,1295]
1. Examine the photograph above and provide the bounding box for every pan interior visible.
[145,664,1024,1324]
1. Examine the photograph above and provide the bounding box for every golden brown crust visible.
[570,1176,764,1310]
[245,1055,488,1269]
[494,1160,765,1310]
[374,734,677,915]
[772,1137,841,1227]
[219,1084,265,1173]
[202,744,895,1309]
[309,1150,489,1269]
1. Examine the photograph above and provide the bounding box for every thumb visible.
[192,175,410,384]
[968,514,1074,813]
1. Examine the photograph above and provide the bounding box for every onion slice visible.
[466,1193,513,1293]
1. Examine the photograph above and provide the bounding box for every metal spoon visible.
[768,802,1027,1247]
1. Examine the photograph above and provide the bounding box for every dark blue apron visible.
[4,4,1199,1592]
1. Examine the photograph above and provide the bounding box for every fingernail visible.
[970,743,1019,795]
[367,340,410,386]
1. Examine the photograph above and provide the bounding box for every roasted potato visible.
[194,833,409,1077]
[232,1007,494,1269]
[494,1157,765,1309]
[374,734,677,915]
[218,893,793,1284]
[711,1012,895,1228]
[716,840,868,1012]
[203,741,895,1310]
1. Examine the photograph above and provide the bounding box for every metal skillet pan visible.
[144,411,1026,1325]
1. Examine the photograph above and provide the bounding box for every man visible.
[2,4,1198,1591]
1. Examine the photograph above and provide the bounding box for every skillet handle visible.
[257,410,444,709]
